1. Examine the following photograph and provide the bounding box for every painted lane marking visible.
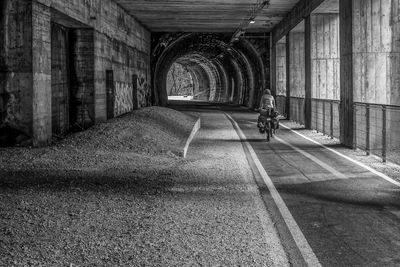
[225,113,322,267]
[274,136,347,180]
[247,120,347,179]
[280,123,400,188]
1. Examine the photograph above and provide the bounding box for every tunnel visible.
[151,33,267,107]
[0,0,398,159]
[2,0,400,266]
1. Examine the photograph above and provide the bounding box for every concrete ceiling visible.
[313,0,339,14]
[114,0,300,32]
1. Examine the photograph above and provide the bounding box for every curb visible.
[182,118,201,158]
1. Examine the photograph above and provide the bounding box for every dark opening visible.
[132,74,138,110]
[51,22,75,136]
[106,70,115,119]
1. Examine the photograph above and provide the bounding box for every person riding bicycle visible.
[257,89,278,133]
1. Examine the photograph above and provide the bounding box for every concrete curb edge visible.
[182,118,201,158]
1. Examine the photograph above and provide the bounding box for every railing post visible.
[330,101,334,138]
[353,103,357,150]
[316,100,319,133]
[299,99,302,124]
[323,100,326,135]
[299,99,301,124]
[366,104,370,156]
[382,106,387,163]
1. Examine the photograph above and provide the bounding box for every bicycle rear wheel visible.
[265,121,271,142]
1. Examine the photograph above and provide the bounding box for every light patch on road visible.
[280,124,400,188]
[225,113,322,267]
[274,136,347,180]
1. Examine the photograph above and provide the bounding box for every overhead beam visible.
[114,0,296,33]
[271,0,325,44]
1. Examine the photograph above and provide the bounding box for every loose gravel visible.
[0,106,288,266]
[0,107,198,266]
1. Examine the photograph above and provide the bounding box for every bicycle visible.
[257,109,279,142]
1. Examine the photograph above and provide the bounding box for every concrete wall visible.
[309,13,340,135]
[352,0,400,105]
[340,0,400,149]
[289,32,306,98]
[0,0,33,139]
[311,14,340,100]
[0,0,51,146]
[0,0,151,146]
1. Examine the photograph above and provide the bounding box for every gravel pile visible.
[0,106,199,266]
[0,106,197,171]
[0,107,288,266]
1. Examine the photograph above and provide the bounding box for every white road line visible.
[280,123,400,188]
[225,113,322,267]
[248,120,347,179]
[274,136,347,180]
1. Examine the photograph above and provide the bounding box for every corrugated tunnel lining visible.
[153,33,266,107]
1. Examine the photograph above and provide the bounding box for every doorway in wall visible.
[51,22,74,136]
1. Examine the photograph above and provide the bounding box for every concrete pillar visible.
[288,25,305,123]
[274,40,287,116]
[271,43,277,97]
[309,12,340,133]
[352,0,399,105]
[340,0,353,146]
[305,16,312,129]
[276,41,286,96]
[340,0,400,146]
[311,14,340,100]
[285,34,291,119]
[0,0,34,139]
[289,31,305,98]
[0,0,52,146]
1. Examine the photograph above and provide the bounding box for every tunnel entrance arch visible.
[166,63,194,100]
[151,33,268,107]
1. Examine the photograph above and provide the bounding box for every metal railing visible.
[290,96,306,126]
[311,98,340,139]
[277,96,400,164]
[353,102,400,163]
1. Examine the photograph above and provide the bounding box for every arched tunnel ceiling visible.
[114,0,300,32]
[152,33,267,107]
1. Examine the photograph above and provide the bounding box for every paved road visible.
[172,102,400,266]
[223,106,400,267]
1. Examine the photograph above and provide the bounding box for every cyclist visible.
[257,89,277,133]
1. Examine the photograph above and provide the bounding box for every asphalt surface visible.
[172,102,400,267]
[166,104,289,266]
